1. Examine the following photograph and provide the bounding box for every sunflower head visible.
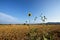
[28,12,32,17]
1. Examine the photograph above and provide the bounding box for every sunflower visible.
[28,12,32,17]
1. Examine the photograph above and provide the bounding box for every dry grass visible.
[0,24,60,40]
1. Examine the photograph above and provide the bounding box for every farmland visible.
[0,24,60,40]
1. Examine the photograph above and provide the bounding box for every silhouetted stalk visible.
[34,17,37,24]
[40,13,47,40]
[28,12,32,32]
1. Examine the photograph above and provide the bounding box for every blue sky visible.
[0,0,60,24]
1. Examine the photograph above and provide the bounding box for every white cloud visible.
[0,12,20,24]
